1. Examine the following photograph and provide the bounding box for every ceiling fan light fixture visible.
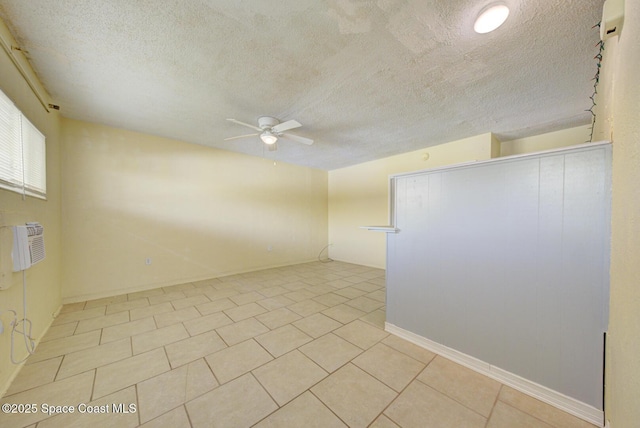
[260,131,278,145]
[474,4,510,34]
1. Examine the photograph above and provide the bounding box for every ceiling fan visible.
[225,116,314,151]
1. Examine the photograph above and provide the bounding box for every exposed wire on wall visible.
[318,243,333,263]
[16,270,36,361]
[0,308,35,365]
[0,270,36,365]
[587,22,605,143]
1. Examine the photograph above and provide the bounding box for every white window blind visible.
[21,115,46,197]
[0,89,46,198]
[0,90,22,187]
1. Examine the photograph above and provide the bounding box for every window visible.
[0,88,46,199]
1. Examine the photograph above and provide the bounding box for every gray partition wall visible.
[386,142,611,411]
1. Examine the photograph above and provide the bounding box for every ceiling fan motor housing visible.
[258,116,280,130]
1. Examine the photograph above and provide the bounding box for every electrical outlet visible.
[145,258,152,265]
[267,245,273,252]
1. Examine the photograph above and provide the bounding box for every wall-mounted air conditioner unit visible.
[12,223,45,272]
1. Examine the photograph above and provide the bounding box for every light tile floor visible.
[1,261,597,428]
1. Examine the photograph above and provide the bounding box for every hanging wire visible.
[317,243,333,263]
[587,22,605,143]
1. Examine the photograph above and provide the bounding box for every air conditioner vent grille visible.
[30,234,45,265]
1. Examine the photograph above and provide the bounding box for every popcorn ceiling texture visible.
[0,0,603,170]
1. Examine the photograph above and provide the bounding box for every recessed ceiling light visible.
[474,4,510,34]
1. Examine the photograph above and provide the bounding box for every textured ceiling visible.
[0,0,603,170]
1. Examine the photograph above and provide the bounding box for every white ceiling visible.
[0,0,603,170]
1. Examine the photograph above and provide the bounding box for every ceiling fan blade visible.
[226,118,262,132]
[272,119,301,133]
[224,133,258,141]
[282,132,314,145]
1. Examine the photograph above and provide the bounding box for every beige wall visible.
[328,125,596,270]
[60,119,328,302]
[500,125,592,156]
[593,1,640,426]
[0,22,62,394]
[328,133,495,268]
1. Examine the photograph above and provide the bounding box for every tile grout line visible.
[362,342,439,427]
[496,399,567,428]
[308,388,352,428]
[484,383,504,428]
[248,349,333,427]
[133,381,141,426]
[412,357,497,421]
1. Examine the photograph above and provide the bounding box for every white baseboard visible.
[385,322,604,427]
